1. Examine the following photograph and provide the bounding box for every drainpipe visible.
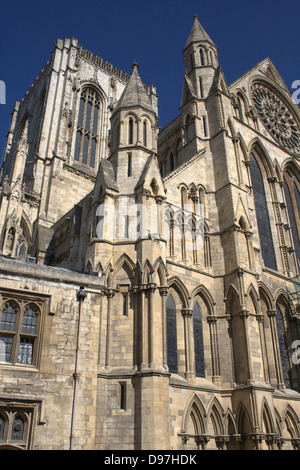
[70,286,87,450]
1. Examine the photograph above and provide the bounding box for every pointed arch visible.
[141,259,154,284]
[112,253,136,287]
[191,285,215,315]
[152,256,168,286]
[225,284,240,312]
[261,398,276,434]
[182,393,206,435]
[168,276,190,309]
[248,139,275,178]
[85,258,94,274]
[224,408,238,435]
[236,403,252,436]
[281,404,300,439]
[95,261,104,276]
[207,396,225,435]
[246,283,260,313]
[257,282,275,310]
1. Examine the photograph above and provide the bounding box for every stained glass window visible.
[193,302,205,377]
[284,171,300,270]
[250,154,277,270]
[276,305,291,389]
[166,295,178,373]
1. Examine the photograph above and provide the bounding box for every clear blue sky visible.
[0,0,299,157]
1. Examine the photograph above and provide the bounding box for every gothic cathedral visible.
[0,16,299,450]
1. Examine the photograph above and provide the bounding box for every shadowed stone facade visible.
[0,16,299,450]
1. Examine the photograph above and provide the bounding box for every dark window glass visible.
[193,303,205,377]
[75,88,100,167]
[21,307,37,335]
[11,416,24,441]
[250,154,277,270]
[166,295,178,373]
[90,138,96,168]
[276,305,291,388]
[129,118,133,144]
[170,153,174,172]
[0,304,17,332]
[0,415,4,440]
[74,131,81,161]
[284,177,300,268]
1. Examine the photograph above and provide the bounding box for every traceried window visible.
[250,153,277,270]
[0,407,34,449]
[166,295,178,373]
[193,302,205,377]
[74,87,101,168]
[283,169,300,270]
[0,299,41,366]
[276,304,291,389]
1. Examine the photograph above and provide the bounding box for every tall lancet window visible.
[74,87,101,168]
[193,302,205,377]
[250,153,277,270]
[143,120,147,147]
[283,169,300,270]
[166,295,178,373]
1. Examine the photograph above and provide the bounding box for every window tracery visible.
[249,153,277,270]
[0,295,44,367]
[74,87,101,167]
[251,83,300,154]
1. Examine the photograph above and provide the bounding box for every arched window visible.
[250,153,277,270]
[0,414,4,441]
[74,87,101,168]
[237,97,244,122]
[276,304,291,388]
[283,169,300,269]
[11,415,25,441]
[170,153,174,172]
[199,48,205,66]
[143,120,147,147]
[128,117,134,145]
[166,295,178,373]
[193,302,205,377]
[0,300,40,366]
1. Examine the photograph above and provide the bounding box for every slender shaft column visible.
[207,315,220,383]
[182,308,193,380]
[104,289,115,369]
[148,282,157,367]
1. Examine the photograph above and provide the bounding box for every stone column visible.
[159,286,169,370]
[207,315,221,384]
[104,289,115,369]
[182,308,194,380]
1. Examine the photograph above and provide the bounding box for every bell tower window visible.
[74,87,101,168]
